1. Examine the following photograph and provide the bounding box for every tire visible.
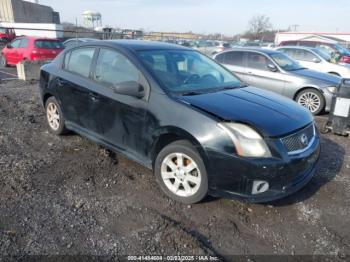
[296,88,325,115]
[154,140,208,204]
[0,54,8,68]
[45,97,68,135]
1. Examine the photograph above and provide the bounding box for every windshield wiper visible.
[218,84,248,90]
[288,67,306,71]
[181,91,203,96]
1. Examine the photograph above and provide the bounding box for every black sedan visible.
[38,40,320,204]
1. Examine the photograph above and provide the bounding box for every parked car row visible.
[193,41,232,56]
[279,40,350,64]
[1,35,345,117]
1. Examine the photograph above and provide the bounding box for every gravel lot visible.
[0,80,349,260]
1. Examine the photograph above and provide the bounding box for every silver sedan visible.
[214,48,341,115]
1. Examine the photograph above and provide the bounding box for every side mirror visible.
[267,63,278,72]
[313,57,321,63]
[6,44,12,49]
[113,81,144,99]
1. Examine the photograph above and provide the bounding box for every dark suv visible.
[38,40,320,204]
[279,40,350,64]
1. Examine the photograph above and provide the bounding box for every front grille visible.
[281,123,315,154]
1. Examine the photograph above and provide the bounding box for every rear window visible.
[35,40,64,49]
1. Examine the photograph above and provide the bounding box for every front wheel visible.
[154,140,208,204]
[296,89,325,115]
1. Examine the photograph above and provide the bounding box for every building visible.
[0,0,60,24]
[275,32,350,47]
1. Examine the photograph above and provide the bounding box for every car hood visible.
[291,69,341,85]
[178,86,313,137]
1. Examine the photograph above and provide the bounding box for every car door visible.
[217,51,248,82]
[88,47,149,159]
[5,39,21,64]
[55,47,97,128]
[244,52,286,94]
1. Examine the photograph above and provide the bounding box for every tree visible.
[247,14,272,40]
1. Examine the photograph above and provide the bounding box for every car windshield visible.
[0,28,6,34]
[334,44,350,56]
[35,40,64,49]
[270,53,305,71]
[313,48,331,61]
[138,50,242,94]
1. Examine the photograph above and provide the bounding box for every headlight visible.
[326,86,337,93]
[218,123,272,158]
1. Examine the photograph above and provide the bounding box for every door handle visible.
[89,92,100,102]
[57,78,67,87]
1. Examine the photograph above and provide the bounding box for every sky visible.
[39,0,350,35]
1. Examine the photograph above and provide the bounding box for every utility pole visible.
[290,24,300,32]
[75,18,78,39]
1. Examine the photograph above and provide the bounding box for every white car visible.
[276,46,350,78]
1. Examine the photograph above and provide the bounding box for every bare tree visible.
[248,14,272,40]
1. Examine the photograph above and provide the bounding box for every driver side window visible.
[247,53,270,71]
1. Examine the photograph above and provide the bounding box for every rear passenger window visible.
[247,53,269,70]
[65,48,95,78]
[35,40,64,49]
[94,48,140,87]
[225,52,244,66]
[215,53,226,63]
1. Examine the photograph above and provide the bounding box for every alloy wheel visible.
[160,153,201,197]
[46,102,60,131]
[297,92,321,113]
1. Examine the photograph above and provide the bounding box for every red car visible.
[0,28,16,43]
[279,40,350,64]
[0,36,64,67]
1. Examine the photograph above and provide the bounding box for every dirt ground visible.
[0,80,349,260]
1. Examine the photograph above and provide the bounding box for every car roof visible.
[14,36,60,41]
[277,46,321,53]
[65,38,98,42]
[79,40,191,51]
[218,47,280,55]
